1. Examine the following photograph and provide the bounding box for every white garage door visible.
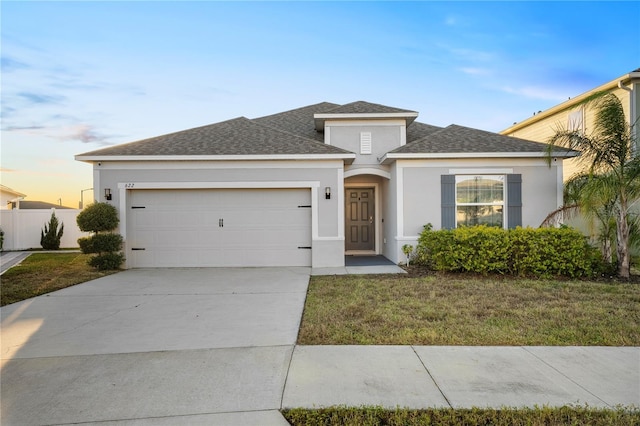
[128,188,312,267]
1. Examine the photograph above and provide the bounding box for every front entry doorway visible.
[345,188,375,252]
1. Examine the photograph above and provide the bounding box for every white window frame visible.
[455,174,506,228]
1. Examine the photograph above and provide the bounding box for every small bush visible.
[77,202,123,270]
[88,252,126,271]
[415,225,604,278]
[78,233,123,254]
[76,203,119,232]
[0,227,4,251]
[40,212,64,250]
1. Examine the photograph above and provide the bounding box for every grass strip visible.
[298,274,640,346]
[1,253,118,306]
[282,406,640,426]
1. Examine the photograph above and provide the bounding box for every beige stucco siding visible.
[504,87,633,181]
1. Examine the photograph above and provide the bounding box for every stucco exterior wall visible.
[326,120,404,165]
[395,158,563,262]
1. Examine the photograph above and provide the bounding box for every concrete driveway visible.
[1,268,309,425]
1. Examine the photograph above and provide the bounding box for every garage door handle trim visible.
[131,248,146,251]
[298,246,312,249]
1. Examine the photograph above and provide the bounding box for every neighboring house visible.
[13,201,74,210]
[0,185,26,209]
[75,101,575,269]
[501,68,640,181]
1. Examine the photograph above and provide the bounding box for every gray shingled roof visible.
[321,101,417,115]
[390,124,558,154]
[253,102,337,142]
[407,122,443,142]
[78,116,352,157]
[77,101,563,160]
[17,201,73,209]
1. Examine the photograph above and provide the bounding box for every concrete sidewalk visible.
[283,345,640,410]
[0,251,32,275]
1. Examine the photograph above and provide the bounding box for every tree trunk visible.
[616,203,631,279]
[602,238,613,264]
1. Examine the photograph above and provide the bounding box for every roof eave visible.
[379,151,579,164]
[75,153,357,164]
[314,112,419,131]
[501,71,640,135]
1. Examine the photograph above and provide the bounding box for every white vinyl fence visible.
[0,209,90,251]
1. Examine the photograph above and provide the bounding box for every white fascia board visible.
[324,118,407,127]
[314,113,419,130]
[379,151,578,163]
[75,153,356,163]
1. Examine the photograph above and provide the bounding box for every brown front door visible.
[345,188,375,251]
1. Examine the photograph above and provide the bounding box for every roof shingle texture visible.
[78,101,551,158]
[79,116,351,156]
[253,102,337,142]
[321,101,417,115]
[391,124,551,154]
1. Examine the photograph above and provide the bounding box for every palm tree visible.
[545,92,640,278]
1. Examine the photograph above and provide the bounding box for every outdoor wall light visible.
[325,187,331,200]
[104,188,112,200]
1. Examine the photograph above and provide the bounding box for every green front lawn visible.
[1,252,118,306]
[282,406,640,426]
[298,274,640,346]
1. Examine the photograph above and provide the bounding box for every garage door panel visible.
[128,188,311,267]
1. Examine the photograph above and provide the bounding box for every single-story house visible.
[1,185,26,210]
[76,101,576,269]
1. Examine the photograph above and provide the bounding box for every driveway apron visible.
[1,267,308,425]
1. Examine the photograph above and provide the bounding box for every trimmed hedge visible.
[78,233,123,254]
[415,225,604,278]
[77,202,124,270]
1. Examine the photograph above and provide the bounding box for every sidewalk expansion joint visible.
[520,346,611,408]
[280,344,296,409]
[411,345,452,408]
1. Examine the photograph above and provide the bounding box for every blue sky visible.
[2,1,639,206]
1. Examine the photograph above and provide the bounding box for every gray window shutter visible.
[507,174,522,228]
[441,175,456,229]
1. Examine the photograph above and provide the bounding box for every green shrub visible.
[78,233,123,254]
[77,202,123,270]
[88,252,126,271]
[0,227,4,251]
[76,202,119,232]
[40,212,64,250]
[415,224,604,278]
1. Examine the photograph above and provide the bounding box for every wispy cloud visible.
[459,67,492,76]
[449,47,494,62]
[4,123,114,145]
[1,56,30,72]
[500,85,570,102]
[17,92,65,105]
[444,15,458,26]
[4,124,46,131]
[63,124,110,144]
